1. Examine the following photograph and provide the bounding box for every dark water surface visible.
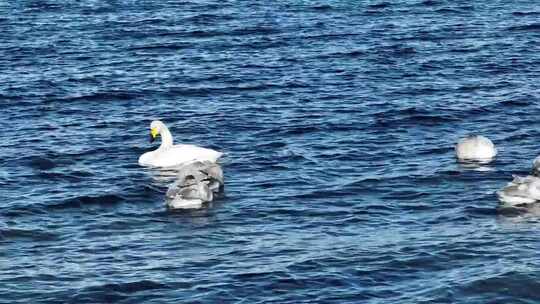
[2,1,540,303]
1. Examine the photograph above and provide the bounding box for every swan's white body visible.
[455,135,497,161]
[138,121,222,167]
[497,175,540,206]
[497,156,540,207]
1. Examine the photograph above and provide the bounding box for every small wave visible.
[27,156,56,170]
[434,8,467,14]
[174,29,223,38]
[167,85,284,97]
[279,125,320,136]
[416,146,454,156]
[233,39,290,51]
[367,2,392,9]
[461,271,540,299]
[372,106,459,127]
[232,26,281,36]
[512,11,540,16]
[70,280,169,303]
[254,141,287,149]
[20,153,76,169]
[128,42,190,52]
[316,50,365,60]
[0,227,58,241]
[463,205,499,217]
[300,33,363,42]
[499,99,532,106]
[23,2,62,12]
[183,13,235,25]
[286,258,325,272]
[48,194,125,210]
[454,83,511,93]
[85,280,168,293]
[417,0,440,7]
[132,18,168,26]
[311,4,334,11]
[450,47,480,53]
[264,208,353,219]
[384,251,443,271]
[290,188,355,200]
[33,170,94,183]
[381,190,430,201]
[56,91,143,103]
[370,43,417,58]
[507,23,540,31]
[19,151,103,170]
[233,270,290,281]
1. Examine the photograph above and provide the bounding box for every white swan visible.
[497,175,540,207]
[138,120,223,167]
[165,160,224,209]
[497,156,540,207]
[455,135,497,162]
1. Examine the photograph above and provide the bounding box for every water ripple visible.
[2,0,540,303]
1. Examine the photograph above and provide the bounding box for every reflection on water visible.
[499,203,540,216]
[497,204,540,225]
[457,160,496,172]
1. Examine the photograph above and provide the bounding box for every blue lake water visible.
[2,1,540,303]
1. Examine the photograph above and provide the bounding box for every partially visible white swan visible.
[165,160,224,209]
[532,156,540,176]
[455,135,497,162]
[497,175,540,207]
[497,156,540,207]
[138,120,223,167]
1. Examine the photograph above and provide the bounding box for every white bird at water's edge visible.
[138,120,223,168]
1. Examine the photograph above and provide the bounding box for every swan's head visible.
[149,120,166,142]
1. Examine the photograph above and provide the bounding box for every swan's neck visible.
[159,126,174,149]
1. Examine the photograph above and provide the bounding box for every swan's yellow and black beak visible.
[150,128,159,143]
